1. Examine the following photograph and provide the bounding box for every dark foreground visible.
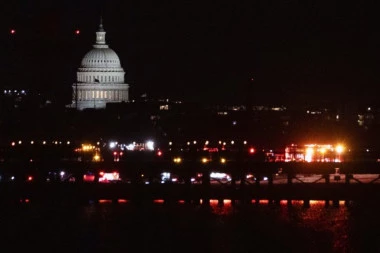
[1,200,380,253]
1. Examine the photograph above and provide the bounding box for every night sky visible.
[1,0,379,107]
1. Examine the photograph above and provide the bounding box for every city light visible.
[173,157,182,163]
[335,145,344,154]
[146,141,154,150]
[93,153,101,162]
[109,142,117,149]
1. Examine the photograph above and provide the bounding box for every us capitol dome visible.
[69,19,129,110]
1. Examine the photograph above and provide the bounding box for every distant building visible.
[68,19,129,110]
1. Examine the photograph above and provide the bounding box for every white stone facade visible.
[70,20,129,110]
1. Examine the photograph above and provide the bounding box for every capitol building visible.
[68,20,129,110]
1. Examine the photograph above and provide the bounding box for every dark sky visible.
[1,0,380,107]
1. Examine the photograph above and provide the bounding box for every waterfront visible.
[1,200,379,252]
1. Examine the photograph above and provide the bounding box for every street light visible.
[335,145,344,162]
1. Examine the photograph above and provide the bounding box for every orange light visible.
[99,171,104,176]
[173,157,182,163]
[93,154,101,161]
[335,145,344,154]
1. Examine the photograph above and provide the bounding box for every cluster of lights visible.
[113,151,123,162]
[286,143,346,163]
[210,172,231,181]
[82,144,96,151]
[173,157,182,163]
[98,171,120,183]
[109,140,155,151]
[3,89,26,95]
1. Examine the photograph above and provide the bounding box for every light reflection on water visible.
[1,199,380,252]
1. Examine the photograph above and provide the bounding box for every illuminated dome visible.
[68,18,129,110]
[80,48,122,69]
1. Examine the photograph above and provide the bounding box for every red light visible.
[119,152,123,156]
[99,171,104,176]
[75,29,80,35]
[83,174,95,182]
[157,150,163,156]
[113,151,117,155]
[10,29,16,34]
[249,148,255,154]
[27,176,33,181]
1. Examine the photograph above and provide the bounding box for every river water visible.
[0,199,379,252]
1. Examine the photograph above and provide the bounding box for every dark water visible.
[1,200,379,253]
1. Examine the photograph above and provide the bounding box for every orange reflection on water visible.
[223,199,232,205]
[98,199,112,204]
[209,199,234,215]
[209,199,218,205]
[209,199,232,206]
[153,199,165,204]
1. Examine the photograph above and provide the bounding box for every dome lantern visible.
[95,17,107,48]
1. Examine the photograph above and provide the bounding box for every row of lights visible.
[169,140,250,146]
[8,29,81,35]
[11,141,103,147]
[11,140,72,146]
[173,156,228,164]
